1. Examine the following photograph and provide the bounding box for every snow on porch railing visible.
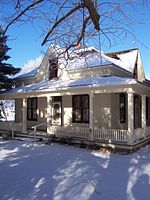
[0,121,22,138]
[50,126,90,139]
[50,126,128,142]
[93,128,129,142]
[0,121,13,131]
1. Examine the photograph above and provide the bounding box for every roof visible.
[4,76,137,94]
[66,47,138,73]
[66,49,112,70]
[15,68,38,79]
[106,48,138,73]
[14,47,139,80]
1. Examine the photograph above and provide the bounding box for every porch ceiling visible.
[0,76,138,99]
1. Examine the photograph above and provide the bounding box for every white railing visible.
[50,126,90,139]
[0,121,22,138]
[0,121,13,131]
[32,122,47,142]
[50,126,128,142]
[93,128,128,142]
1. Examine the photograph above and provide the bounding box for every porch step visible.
[13,132,45,142]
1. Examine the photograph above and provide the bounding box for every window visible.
[27,98,37,121]
[134,95,141,128]
[120,93,126,123]
[49,58,58,80]
[146,96,150,126]
[72,95,89,123]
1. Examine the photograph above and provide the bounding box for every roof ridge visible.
[106,48,138,56]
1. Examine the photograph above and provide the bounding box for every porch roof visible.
[2,76,137,95]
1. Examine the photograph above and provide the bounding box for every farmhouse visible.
[1,45,150,150]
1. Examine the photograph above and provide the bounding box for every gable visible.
[106,49,145,82]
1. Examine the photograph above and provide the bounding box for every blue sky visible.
[4,1,150,78]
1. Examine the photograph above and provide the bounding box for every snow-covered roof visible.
[15,68,38,79]
[106,49,138,73]
[67,47,138,73]
[66,51,112,70]
[4,76,137,94]
[14,47,138,80]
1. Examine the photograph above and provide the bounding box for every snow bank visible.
[0,140,150,200]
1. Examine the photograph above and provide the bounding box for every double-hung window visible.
[27,98,37,121]
[72,95,89,123]
[120,93,126,123]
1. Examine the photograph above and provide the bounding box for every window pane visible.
[74,109,81,121]
[32,109,37,120]
[73,96,81,108]
[82,109,89,122]
[27,99,32,108]
[49,58,58,79]
[53,96,62,102]
[82,95,89,108]
[120,93,126,123]
[27,98,37,121]
[32,98,37,109]
[27,109,32,120]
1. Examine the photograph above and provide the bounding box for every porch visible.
[1,121,150,150]
[1,81,150,150]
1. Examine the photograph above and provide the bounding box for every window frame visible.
[27,97,37,121]
[72,94,89,123]
[146,96,150,126]
[49,57,58,80]
[119,93,126,123]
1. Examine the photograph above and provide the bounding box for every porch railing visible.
[0,121,13,131]
[0,121,22,138]
[50,126,90,139]
[1,121,149,145]
[50,126,128,143]
[93,128,128,142]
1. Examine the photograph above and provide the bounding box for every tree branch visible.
[65,15,91,52]
[41,3,84,46]
[83,0,100,31]
[4,0,45,35]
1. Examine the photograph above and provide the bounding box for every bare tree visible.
[0,0,148,51]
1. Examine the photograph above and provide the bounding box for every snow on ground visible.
[0,140,150,200]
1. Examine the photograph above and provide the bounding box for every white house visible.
[1,45,150,150]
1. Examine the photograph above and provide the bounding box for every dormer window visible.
[49,57,58,80]
[111,54,120,60]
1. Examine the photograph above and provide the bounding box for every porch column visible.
[89,92,94,140]
[127,92,134,144]
[142,95,146,137]
[22,98,27,133]
[47,95,52,134]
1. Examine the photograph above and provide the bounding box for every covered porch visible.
[1,79,150,150]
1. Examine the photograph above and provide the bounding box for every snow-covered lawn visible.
[0,140,150,200]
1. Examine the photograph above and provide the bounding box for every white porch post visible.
[22,98,27,133]
[47,95,52,134]
[89,92,94,140]
[142,95,146,138]
[128,92,134,144]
